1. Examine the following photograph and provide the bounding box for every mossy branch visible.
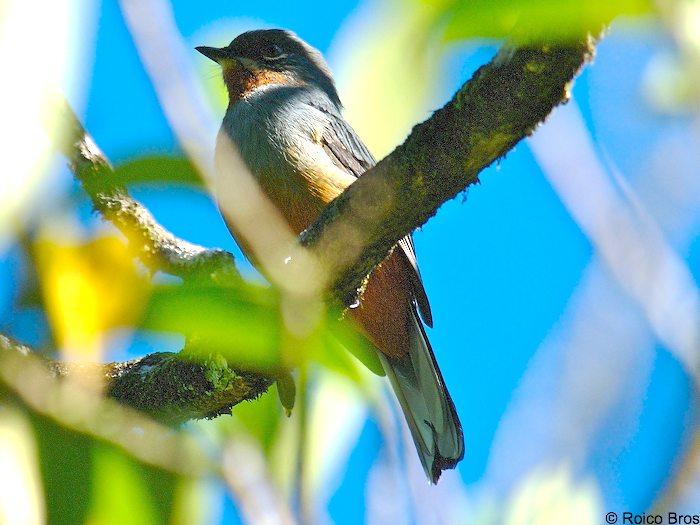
[1,334,272,425]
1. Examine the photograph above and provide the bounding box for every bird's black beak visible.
[195,46,229,63]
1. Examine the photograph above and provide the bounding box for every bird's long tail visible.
[378,309,464,483]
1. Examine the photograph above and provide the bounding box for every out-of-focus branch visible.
[300,34,600,302]
[0,334,214,473]
[50,95,239,285]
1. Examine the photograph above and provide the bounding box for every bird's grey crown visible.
[225,29,342,109]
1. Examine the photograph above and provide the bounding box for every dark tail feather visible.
[378,309,464,483]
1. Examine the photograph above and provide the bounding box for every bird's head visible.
[197,29,341,107]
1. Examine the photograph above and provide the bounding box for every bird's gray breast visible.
[217,86,325,187]
[214,85,342,235]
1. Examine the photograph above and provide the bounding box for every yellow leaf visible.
[36,235,150,360]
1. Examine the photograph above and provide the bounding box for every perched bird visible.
[197,29,464,483]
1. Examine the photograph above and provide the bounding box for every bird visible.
[196,29,464,483]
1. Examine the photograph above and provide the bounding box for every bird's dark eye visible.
[262,43,286,61]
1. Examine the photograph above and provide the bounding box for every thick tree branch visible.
[301,34,599,302]
[42,31,599,424]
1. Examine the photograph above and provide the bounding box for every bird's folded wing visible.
[309,98,433,326]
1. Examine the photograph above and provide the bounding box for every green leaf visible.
[141,280,386,383]
[276,371,296,416]
[88,444,177,525]
[113,156,203,187]
[29,410,181,525]
[140,282,284,372]
[326,312,385,377]
[30,412,93,525]
[434,0,653,42]
[231,387,282,455]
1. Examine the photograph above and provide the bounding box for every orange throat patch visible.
[223,65,292,103]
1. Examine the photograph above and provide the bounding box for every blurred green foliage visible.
[31,411,94,525]
[88,445,176,525]
[27,409,183,525]
[114,157,203,187]
[141,282,285,372]
[422,0,653,41]
[139,278,383,379]
[233,386,283,455]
